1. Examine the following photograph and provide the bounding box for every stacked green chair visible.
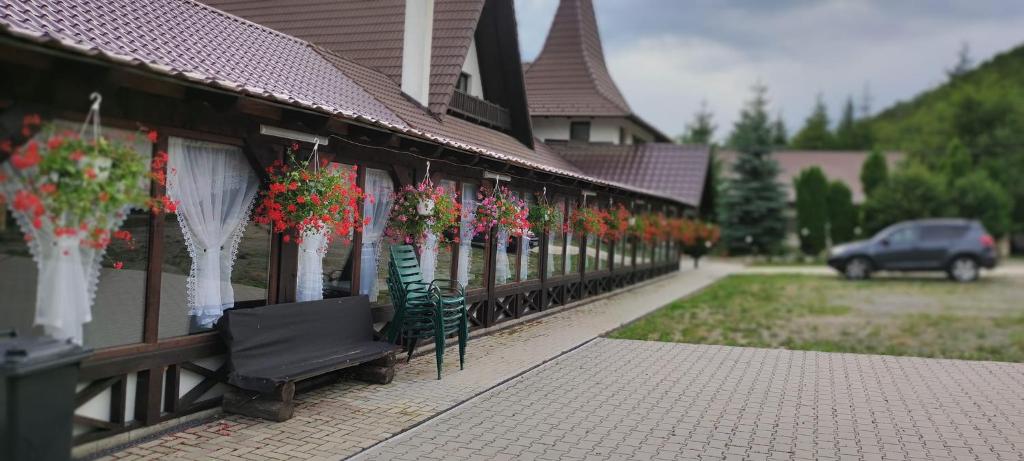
[386,245,468,379]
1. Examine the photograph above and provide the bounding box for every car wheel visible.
[948,256,979,282]
[844,257,871,280]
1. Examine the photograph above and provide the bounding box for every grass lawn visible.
[611,274,1024,362]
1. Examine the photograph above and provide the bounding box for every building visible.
[0,0,709,451]
[717,150,904,205]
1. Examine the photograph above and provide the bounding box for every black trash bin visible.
[1,333,90,461]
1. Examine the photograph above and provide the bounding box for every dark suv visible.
[827,219,997,282]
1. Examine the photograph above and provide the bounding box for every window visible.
[570,122,591,142]
[456,72,471,93]
[361,168,395,304]
[547,197,567,277]
[522,194,541,280]
[885,227,917,244]
[322,163,358,299]
[566,200,579,273]
[618,127,626,145]
[920,224,968,241]
[458,182,486,289]
[0,122,152,349]
[632,135,645,145]
[159,138,265,338]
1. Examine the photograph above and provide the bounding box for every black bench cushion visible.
[220,296,397,393]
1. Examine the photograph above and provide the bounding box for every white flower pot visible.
[417,198,435,216]
[628,217,637,226]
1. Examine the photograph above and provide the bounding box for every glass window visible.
[547,198,566,277]
[885,226,917,244]
[456,72,470,93]
[360,168,395,304]
[585,234,597,272]
[570,122,591,142]
[458,182,486,289]
[617,236,627,268]
[434,179,457,282]
[566,200,579,274]
[0,123,151,349]
[322,163,357,299]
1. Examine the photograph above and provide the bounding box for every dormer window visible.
[456,72,471,93]
[570,121,591,142]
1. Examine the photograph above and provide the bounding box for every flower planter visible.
[416,198,435,216]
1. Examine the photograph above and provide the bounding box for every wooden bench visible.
[218,296,399,421]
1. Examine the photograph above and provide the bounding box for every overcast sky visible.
[514,0,1024,142]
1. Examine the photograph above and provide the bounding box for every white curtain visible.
[296,227,329,302]
[167,138,259,328]
[456,183,477,287]
[419,232,438,282]
[359,169,394,302]
[495,229,510,284]
[566,229,575,272]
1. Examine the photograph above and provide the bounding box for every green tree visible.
[793,167,829,255]
[790,95,835,149]
[770,112,788,147]
[950,170,1013,237]
[827,181,857,244]
[679,100,716,144]
[940,138,972,182]
[861,165,949,234]
[834,96,858,149]
[860,148,888,198]
[720,84,788,255]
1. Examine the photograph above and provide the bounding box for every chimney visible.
[401,0,434,106]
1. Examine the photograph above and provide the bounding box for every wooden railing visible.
[448,89,512,130]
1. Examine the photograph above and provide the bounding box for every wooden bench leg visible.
[222,382,295,422]
[350,351,397,385]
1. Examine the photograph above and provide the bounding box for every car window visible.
[920,225,968,241]
[887,227,917,244]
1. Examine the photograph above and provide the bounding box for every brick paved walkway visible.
[356,338,1024,461]
[95,262,736,460]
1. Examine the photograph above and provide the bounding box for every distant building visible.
[717,150,904,205]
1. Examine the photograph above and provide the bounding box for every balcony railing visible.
[448,89,512,130]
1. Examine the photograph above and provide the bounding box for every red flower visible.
[84,168,97,180]
[39,183,57,195]
[47,136,64,150]
[147,130,159,143]
[289,182,298,191]
[287,204,297,212]
[297,196,306,204]
[113,230,132,241]
[32,217,42,229]
[10,142,41,170]
[270,183,287,194]
[283,235,291,243]
[70,150,85,162]
[113,261,124,270]
[99,191,110,203]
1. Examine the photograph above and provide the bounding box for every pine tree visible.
[790,95,835,149]
[947,42,973,81]
[860,148,888,198]
[770,113,788,147]
[834,96,858,149]
[793,167,829,255]
[680,100,716,144]
[720,84,787,255]
[827,181,857,244]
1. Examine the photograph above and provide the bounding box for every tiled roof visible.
[0,0,410,128]
[551,142,711,207]
[523,0,669,142]
[524,0,629,117]
[716,150,906,204]
[0,0,699,205]
[200,0,407,83]
[204,0,483,116]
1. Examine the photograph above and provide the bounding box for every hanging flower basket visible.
[254,144,365,243]
[473,185,529,239]
[0,105,173,344]
[569,206,608,239]
[631,213,667,244]
[386,180,460,246]
[603,204,631,241]
[527,193,561,233]
[675,218,721,267]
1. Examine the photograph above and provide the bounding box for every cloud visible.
[516,0,1024,142]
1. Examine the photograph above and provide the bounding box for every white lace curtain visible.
[296,227,329,302]
[419,232,439,282]
[456,183,477,287]
[166,137,259,328]
[359,169,394,302]
[494,228,510,284]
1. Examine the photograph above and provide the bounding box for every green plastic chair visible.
[386,245,468,379]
